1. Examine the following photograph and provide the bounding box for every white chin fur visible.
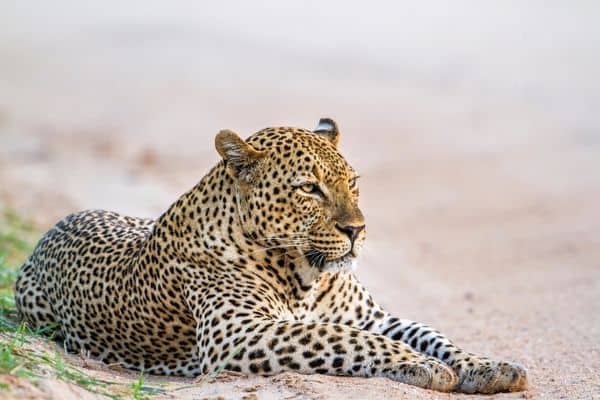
[321,255,357,272]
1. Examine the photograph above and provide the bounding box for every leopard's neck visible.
[141,162,323,303]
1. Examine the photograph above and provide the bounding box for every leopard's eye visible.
[301,183,316,193]
[349,177,359,190]
[299,183,324,197]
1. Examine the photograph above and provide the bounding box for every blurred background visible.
[0,2,599,398]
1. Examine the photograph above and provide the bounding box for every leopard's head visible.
[215,118,365,271]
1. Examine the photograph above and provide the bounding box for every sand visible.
[0,2,599,399]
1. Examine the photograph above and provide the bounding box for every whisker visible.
[287,252,310,265]
[257,232,309,241]
[246,243,299,255]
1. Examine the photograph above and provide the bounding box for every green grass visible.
[0,209,39,332]
[0,209,37,332]
[130,370,155,400]
[0,208,167,399]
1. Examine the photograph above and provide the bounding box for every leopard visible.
[15,118,528,394]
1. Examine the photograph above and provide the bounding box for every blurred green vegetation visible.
[0,209,38,331]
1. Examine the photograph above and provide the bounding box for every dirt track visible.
[1,2,599,399]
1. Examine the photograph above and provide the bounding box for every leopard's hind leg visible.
[14,260,60,336]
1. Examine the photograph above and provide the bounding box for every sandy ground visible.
[1,2,599,399]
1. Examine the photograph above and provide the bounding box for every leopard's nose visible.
[335,224,365,244]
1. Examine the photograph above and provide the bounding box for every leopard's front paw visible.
[457,358,528,394]
[424,357,459,392]
[392,357,458,392]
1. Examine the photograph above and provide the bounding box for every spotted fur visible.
[15,120,527,393]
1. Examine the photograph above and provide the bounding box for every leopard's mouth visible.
[304,249,327,269]
[304,249,357,272]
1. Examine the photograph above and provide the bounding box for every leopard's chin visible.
[321,253,358,273]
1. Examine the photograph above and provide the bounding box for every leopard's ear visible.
[313,117,340,147]
[215,130,266,183]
